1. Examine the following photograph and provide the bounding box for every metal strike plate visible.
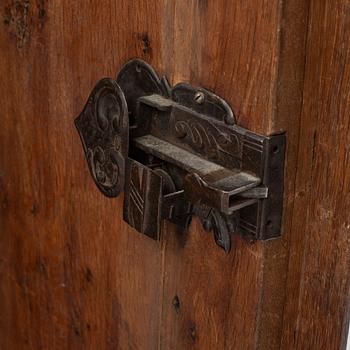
[75,59,286,252]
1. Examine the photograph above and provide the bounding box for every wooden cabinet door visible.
[0,1,349,349]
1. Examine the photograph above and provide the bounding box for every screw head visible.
[194,91,205,104]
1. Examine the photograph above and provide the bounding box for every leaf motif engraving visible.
[173,119,240,162]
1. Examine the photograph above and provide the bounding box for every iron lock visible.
[75,59,285,252]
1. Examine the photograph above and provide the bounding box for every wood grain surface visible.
[280,1,350,349]
[0,1,164,349]
[0,0,349,349]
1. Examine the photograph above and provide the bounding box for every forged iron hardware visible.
[75,59,286,252]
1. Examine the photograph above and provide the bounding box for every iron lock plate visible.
[75,59,285,252]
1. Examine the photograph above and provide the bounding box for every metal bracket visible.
[75,59,285,252]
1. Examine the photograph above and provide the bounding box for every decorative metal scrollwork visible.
[75,78,128,197]
[173,119,241,163]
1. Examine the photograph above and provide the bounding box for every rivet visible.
[266,220,273,228]
[202,219,212,231]
[272,145,279,154]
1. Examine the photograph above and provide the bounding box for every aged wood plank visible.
[159,1,309,349]
[0,1,164,349]
[281,1,350,349]
[257,0,311,348]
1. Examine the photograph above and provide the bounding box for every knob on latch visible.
[75,59,285,252]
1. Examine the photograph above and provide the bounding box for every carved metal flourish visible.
[173,119,241,163]
[193,204,237,252]
[75,78,128,197]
